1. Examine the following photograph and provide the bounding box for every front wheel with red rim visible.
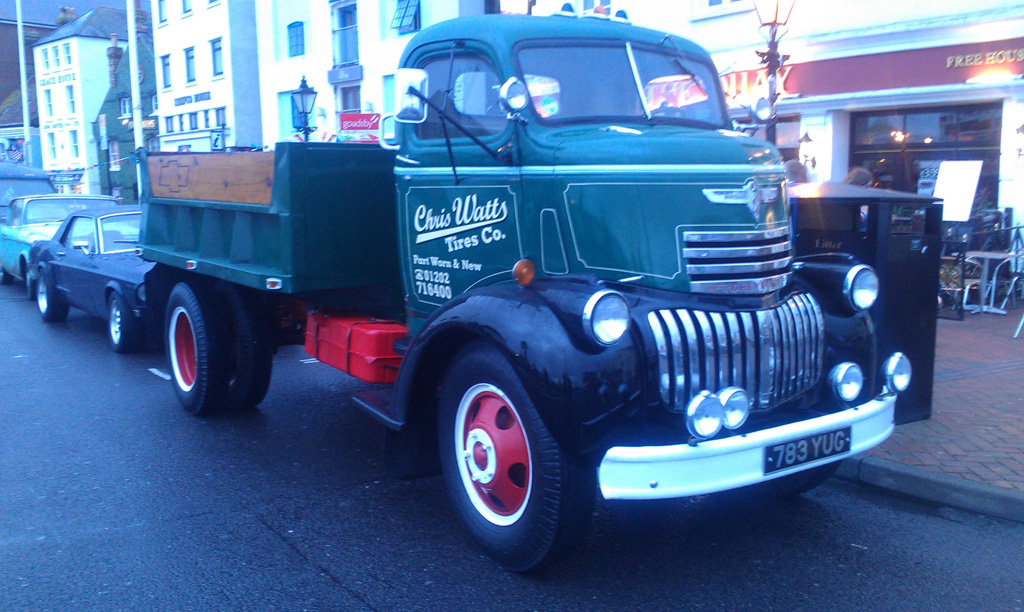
[438,342,595,572]
[165,282,229,416]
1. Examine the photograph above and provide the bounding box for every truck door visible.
[396,44,524,326]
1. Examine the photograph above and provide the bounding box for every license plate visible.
[764,427,852,475]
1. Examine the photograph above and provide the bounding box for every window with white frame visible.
[691,0,752,20]
[63,43,71,65]
[210,38,223,76]
[42,48,49,69]
[158,0,166,22]
[184,47,195,83]
[119,97,131,117]
[69,130,79,158]
[332,3,358,66]
[66,85,75,114]
[161,55,171,88]
[215,107,226,126]
[183,0,192,14]
[44,89,53,116]
[151,94,159,114]
[47,132,56,159]
[287,22,304,57]
[52,46,60,67]
[165,116,174,132]
[109,140,121,171]
[391,0,420,35]
[336,85,360,114]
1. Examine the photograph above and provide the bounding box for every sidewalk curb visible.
[836,456,1024,523]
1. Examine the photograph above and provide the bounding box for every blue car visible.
[30,206,155,352]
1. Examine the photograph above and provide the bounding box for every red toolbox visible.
[304,311,407,384]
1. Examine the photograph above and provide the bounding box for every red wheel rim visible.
[457,385,531,525]
[171,307,197,391]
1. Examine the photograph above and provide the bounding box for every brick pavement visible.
[865,304,1024,492]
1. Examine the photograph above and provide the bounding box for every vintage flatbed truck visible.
[137,14,912,571]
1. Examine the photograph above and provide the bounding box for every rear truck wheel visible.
[438,342,595,572]
[108,292,143,353]
[215,283,273,410]
[36,269,69,322]
[165,282,230,416]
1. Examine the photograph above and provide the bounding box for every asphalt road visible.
[2,283,1024,611]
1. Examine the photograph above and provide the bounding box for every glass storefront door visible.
[849,102,1001,212]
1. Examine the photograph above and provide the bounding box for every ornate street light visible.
[291,76,317,142]
[752,0,795,144]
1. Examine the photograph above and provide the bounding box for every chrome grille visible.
[647,293,825,412]
[683,225,792,295]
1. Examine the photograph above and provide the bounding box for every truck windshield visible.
[516,42,727,129]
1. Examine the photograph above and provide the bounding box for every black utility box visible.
[791,182,942,424]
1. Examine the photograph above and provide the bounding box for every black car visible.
[30,206,154,352]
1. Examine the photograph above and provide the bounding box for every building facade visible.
[150,0,262,151]
[624,0,1024,223]
[33,8,135,193]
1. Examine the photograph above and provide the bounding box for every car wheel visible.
[438,341,595,572]
[36,269,69,322]
[215,283,274,411]
[108,292,143,353]
[165,282,230,416]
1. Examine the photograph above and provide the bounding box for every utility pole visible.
[16,0,32,164]
[126,0,144,201]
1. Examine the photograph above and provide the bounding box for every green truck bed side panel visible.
[139,142,401,294]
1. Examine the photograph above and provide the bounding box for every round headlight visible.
[718,387,750,430]
[844,265,879,311]
[136,282,146,303]
[884,352,912,393]
[584,291,630,345]
[829,362,864,402]
[686,391,723,439]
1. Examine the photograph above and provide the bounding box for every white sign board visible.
[933,160,982,222]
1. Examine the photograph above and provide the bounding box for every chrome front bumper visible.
[598,394,896,500]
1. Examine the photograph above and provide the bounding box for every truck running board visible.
[353,390,401,429]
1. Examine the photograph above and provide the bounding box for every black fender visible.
[390,277,643,458]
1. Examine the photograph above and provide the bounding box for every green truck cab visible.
[138,14,911,571]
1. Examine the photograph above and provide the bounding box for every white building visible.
[255,0,507,148]
[624,0,1024,223]
[33,7,129,193]
[150,0,262,151]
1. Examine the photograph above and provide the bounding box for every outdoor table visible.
[966,250,1024,315]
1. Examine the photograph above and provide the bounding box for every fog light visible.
[844,265,879,311]
[829,362,863,402]
[884,352,912,393]
[718,387,750,430]
[686,391,723,439]
[585,290,630,345]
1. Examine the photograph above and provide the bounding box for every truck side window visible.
[416,54,505,141]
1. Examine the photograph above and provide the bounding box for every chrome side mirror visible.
[394,68,428,124]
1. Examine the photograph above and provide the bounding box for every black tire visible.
[36,269,69,322]
[215,283,273,411]
[0,267,12,285]
[438,341,595,572]
[108,292,144,353]
[752,462,840,498]
[165,282,230,416]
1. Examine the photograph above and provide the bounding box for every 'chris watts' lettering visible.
[414,193,509,244]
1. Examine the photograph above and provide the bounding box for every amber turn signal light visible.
[513,258,535,286]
